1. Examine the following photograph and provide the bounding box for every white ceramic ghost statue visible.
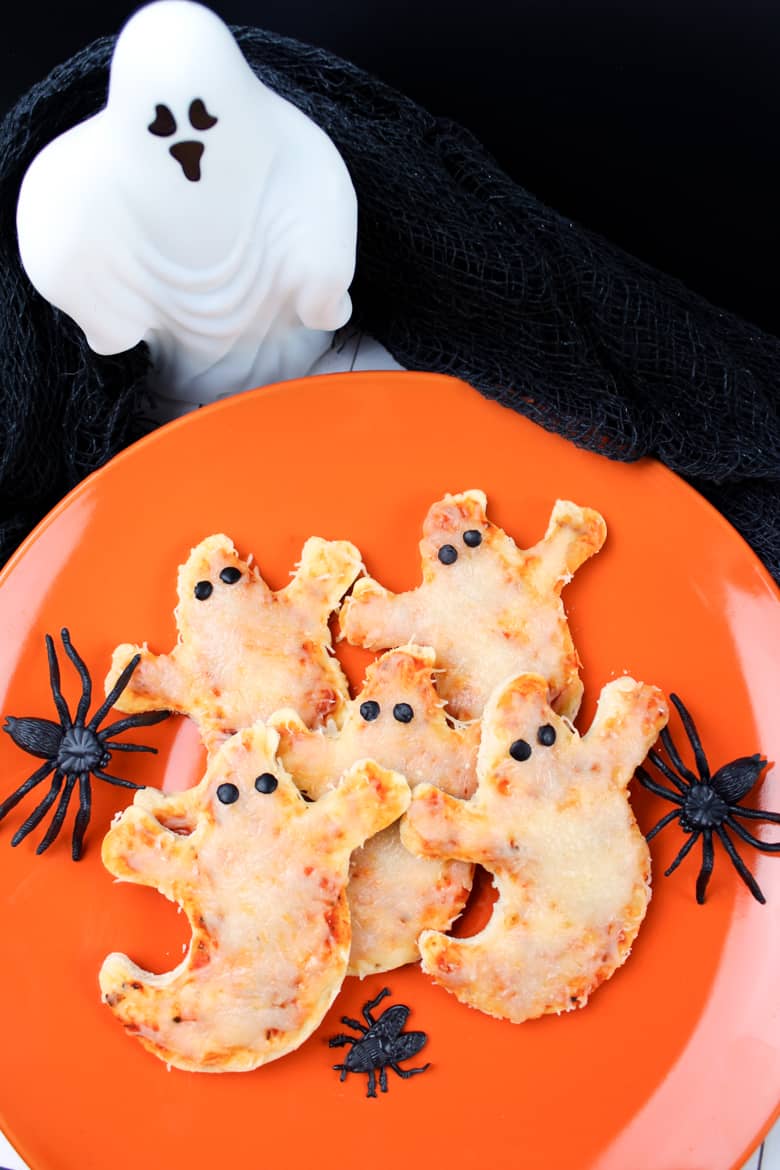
[16,0,363,415]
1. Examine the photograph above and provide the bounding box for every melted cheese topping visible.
[340,491,606,721]
[401,673,668,1023]
[99,724,409,1071]
[106,533,362,751]
[271,645,478,976]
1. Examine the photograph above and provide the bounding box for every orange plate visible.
[0,371,778,1170]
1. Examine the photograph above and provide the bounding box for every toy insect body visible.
[0,629,168,859]
[329,987,429,1097]
[638,692,780,903]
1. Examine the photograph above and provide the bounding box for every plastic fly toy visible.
[329,987,430,1097]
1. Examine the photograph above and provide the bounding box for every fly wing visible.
[390,1030,428,1061]
[372,1004,409,1040]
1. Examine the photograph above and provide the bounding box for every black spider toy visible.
[329,987,430,1097]
[0,628,169,860]
[637,693,779,904]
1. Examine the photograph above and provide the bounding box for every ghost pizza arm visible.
[401,785,497,864]
[132,779,206,830]
[523,500,607,594]
[308,759,410,855]
[269,708,342,800]
[105,644,189,715]
[338,577,418,651]
[283,537,363,625]
[584,677,669,786]
[102,802,197,892]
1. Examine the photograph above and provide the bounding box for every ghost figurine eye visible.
[360,700,381,722]
[148,104,177,137]
[393,703,414,724]
[193,580,213,600]
[437,544,458,565]
[189,98,218,131]
[463,529,483,548]
[537,724,557,747]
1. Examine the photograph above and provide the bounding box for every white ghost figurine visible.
[16,0,359,414]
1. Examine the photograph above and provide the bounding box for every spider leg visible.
[366,1069,377,1098]
[695,830,714,904]
[389,1061,430,1079]
[725,815,780,853]
[101,742,158,754]
[339,1016,367,1034]
[60,629,91,725]
[87,653,142,731]
[36,774,77,854]
[46,634,72,729]
[10,772,63,845]
[92,769,144,791]
[664,829,700,876]
[715,824,766,903]
[71,773,92,861]
[362,987,391,1027]
[730,806,780,825]
[99,710,170,738]
[649,743,695,791]
[331,1063,348,1080]
[328,1035,357,1048]
[636,767,684,804]
[645,808,682,841]
[379,1066,388,1093]
[0,759,56,820]
[669,693,711,781]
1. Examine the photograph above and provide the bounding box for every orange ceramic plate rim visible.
[3,372,778,589]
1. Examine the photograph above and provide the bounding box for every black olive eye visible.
[509,739,532,762]
[537,724,556,747]
[194,580,213,600]
[255,772,278,794]
[219,566,241,584]
[360,700,380,722]
[438,544,458,565]
[393,702,414,723]
[463,529,483,547]
[217,782,239,804]
[189,98,218,130]
[148,104,177,137]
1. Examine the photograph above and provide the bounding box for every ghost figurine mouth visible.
[169,140,204,182]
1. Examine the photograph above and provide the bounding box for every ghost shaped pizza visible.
[401,672,668,1023]
[339,490,606,721]
[271,644,479,977]
[100,722,409,1072]
[105,533,361,752]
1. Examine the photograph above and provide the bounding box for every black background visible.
[2,0,778,336]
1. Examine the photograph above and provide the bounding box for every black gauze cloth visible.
[1,29,779,579]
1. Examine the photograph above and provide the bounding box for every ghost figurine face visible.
[16,0,358,413]
[106,2,257,224]
[145,94,219,183]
